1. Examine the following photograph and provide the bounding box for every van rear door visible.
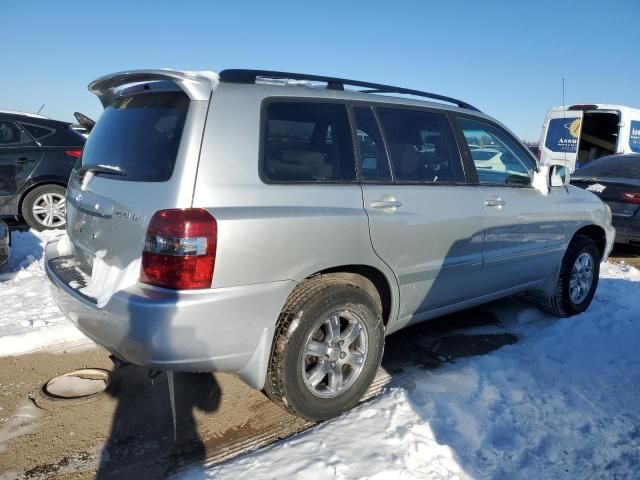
[539,109,583,172]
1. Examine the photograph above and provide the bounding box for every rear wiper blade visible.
[78,164,126,176]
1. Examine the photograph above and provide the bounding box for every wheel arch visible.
[572,224,606,258]
[311,265,395,330]
[534,223,607,299]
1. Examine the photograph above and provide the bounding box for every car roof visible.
[91,68,487,116]
[0,109,70,127]
[89,68,519,141]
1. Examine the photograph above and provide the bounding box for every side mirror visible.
[550,165,568,187]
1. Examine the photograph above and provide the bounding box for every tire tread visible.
[264,276,364,417]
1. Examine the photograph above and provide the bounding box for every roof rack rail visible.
[219,69,480,112]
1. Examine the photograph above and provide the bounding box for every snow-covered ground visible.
[2,229,640,479]
[180,263,640,480]
[0,229,92,356]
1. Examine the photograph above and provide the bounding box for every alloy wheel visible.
[301,310,369,398]
[32,192,66,228]
[569,252,595,304]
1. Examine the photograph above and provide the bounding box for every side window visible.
[377,108,462,183]
[262,102,355,182]
[353,106,391,182]
[20,123,54,141]
[0,121,31,145]
[457,117,534,187]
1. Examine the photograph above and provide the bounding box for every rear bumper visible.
[45,235,294,381]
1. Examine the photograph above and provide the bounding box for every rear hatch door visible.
[63,72,213,304]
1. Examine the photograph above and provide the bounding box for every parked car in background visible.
[0,218,9,268]
[71,112,96,138]
[538,104,640,172]
[46,69,614,421]
[526,144,540,159]
[0,110,85,230]
[571,154,640,247]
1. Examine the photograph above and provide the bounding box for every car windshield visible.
[80,91,189,182]
[575,155,640,179]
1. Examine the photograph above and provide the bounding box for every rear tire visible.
[542,235,600,317]
[21,185,66,231]
[264,277,385,421]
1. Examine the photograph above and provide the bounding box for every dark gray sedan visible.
[572,154,640,246]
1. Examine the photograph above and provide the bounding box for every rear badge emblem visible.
[114,210,145,222]
[586,183,606,193]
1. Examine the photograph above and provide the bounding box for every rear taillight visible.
[140,208,217,290]
[65,149,82,159]
[622,192,640,204]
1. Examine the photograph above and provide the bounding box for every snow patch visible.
[0,229,94,356]
[79,250,141,308]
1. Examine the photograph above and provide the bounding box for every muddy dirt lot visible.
[0,304,519,480]
[0,245,638,480]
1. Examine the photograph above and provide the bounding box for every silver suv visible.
[46,69,615,420]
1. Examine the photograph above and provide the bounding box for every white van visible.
[538,104,640,172]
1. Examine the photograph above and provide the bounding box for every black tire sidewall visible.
[21,185,66,231]
[560,238,600,315]
[280,284,384,421]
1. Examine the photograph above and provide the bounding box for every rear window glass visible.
[262,102,355,182]
[80,92,189,182]
[575,155,640,179]
[0,121,32,145]
[20,123,54,140]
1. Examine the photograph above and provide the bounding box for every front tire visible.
[264,277,385,421]
[21,185,67,231]
[542,235,600,317]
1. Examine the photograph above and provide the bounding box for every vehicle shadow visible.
[95,366,220,479]
[381,299,521,382]
[94,292,221,479]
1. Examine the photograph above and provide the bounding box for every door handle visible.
[371,199,403,209]
[484,198,506,207]
[16,157,30,164]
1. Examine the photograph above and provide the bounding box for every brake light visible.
[140,208,217,289]
[622,192,640,204]
[65,149,82,159]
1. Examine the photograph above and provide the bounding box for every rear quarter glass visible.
[80,91,189,182]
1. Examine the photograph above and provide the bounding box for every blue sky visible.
[1,0,638,141]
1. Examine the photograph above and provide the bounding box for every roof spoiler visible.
[88,69,219,107]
